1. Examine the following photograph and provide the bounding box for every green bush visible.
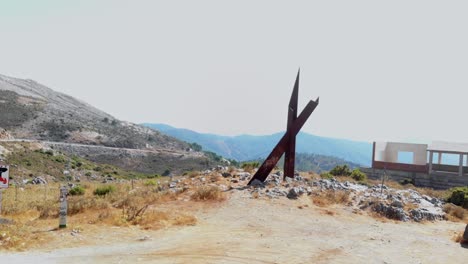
[69,186,85,196]
[93,185,116,196]
[241,162,260,169]
[350,169,367,182]
[320,172,334,179]
[399,178,415,186]
[144,179,158,186]
[329,165,351,176]
[446,186,468,209]
[85,172,92,177]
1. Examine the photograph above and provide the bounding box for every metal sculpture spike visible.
[248,71,319,185]
[284,70,299,179]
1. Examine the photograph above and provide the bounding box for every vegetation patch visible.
[443,203,466,221]
[69,185,85,196]
[93,185,116,196]
[446,186,468,209]
[311,190,350,207]
[191,186,225,201]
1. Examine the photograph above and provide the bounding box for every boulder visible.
[287,187,305,199]
[236,172,251,181]
[222,172,232,178]
[31,177,47,185]
[373,203,410,222]
[391,200,404,208]
[409,208,445,222]
[250,179,265,188]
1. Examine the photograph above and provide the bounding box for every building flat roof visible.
[427,141,468,154]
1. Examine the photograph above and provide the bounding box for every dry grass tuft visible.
[172,214,197,226]
[311,190,350,207]
[251,191,260,199]
[452,232,466,243]
[443,203,467,222]
[187,171,200,178]
[404,202,418,212]
[319,209,335,216]
[190,186,225,201]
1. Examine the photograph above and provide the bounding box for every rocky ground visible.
[169,168,447,223]
[0,167,466,263]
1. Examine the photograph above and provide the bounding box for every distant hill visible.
[246,152,361,173]
[0,74,218,174]
[142,123,373,166]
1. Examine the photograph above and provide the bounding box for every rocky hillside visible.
[0,74,217,173]
[0,74,186,151]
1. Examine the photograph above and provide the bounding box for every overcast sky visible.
[0,1,467,143]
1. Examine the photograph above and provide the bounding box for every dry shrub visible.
[228,166,236,174]
[35,201,59,219]
[187,171,200,178]
[172,214,197,226]
[252,191,260,199]
[210,174,223,183]
[136,210,170,229]
[132,210,196,230]
[311,190,350,207]
[415,187,446,199]
[68,196,109,215]
[404,202,418,211]
[443,203,466,221]
[452,232,466,243]
[191,186,225,201]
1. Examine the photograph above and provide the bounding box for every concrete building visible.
[361,141,468,189]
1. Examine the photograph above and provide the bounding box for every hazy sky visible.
[1,1,467,143]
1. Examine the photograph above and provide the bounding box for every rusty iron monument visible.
[248,70,319,185]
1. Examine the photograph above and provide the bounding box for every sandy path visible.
[1,190,466,263]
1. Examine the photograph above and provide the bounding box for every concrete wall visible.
[361,167,468,190]
[374,142,427,165]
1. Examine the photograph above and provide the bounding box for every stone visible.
[274,171,284,177]
[169,182,177,188]
[409,208,445,222]
[250,179,265,188]
[137,235,151,241]
[373,203,410,222]
[287,187,305,199]
[0,218,14,225]
[236,172,251,181]
[391,200,404,208]
[294,175,304,182]
[222,172,232,178]
[31,177,47,185]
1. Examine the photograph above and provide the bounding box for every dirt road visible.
[1,190,466,263]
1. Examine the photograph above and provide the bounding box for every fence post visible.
[59,186,68,228]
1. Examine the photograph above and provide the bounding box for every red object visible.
[0,177,7,184]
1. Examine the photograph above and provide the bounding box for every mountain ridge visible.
[142,123,373,165]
